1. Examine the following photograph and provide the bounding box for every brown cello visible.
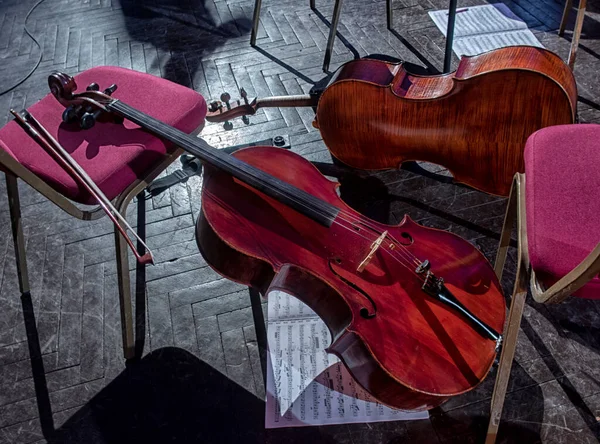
[206,46,577,196]
[48,71,506,410]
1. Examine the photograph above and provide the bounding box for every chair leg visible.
[310,0,316,11]
[559,0,573,36]
[486,174,529,444]
[323,0,344,72]
[386,0,393,30]
[494,175,519,281]
[485,287,527,443]
[6,174,30,294]
[567,0,587,70]
[250,0,263,47]
[114,208,135,360]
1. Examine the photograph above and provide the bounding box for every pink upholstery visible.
[0,66,207,204]
[525,124,600,299]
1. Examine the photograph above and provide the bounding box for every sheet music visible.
[429,4,543,57]
[265,290,429,428]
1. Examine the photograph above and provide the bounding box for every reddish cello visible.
[48,71,506,410]
[206,46,577,196]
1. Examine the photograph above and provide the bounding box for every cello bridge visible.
[356,230,388,272]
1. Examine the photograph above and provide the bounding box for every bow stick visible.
[10,108,154,265]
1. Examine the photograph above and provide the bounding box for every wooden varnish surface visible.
[198,146,506,409]
[315,46,577,196]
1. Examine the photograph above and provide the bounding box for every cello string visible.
[108,100,425,270]
[138,118,424,267]
[160,124,425,270]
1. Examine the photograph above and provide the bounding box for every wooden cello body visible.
[48,71,507,411]
[207,46,577,196]
[315,47,576,196]
[197,146,506,410]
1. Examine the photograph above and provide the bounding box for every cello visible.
[47,71,506,410]
[206,46,577,196]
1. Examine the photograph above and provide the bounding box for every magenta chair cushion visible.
[0,66,207,204]
[525,124,600,299]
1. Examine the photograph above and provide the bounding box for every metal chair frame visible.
[559,0,587,69]
[1,124,202,360]
[250,0,394,72]
[485,173,600,443]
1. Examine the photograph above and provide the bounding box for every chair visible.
[250,0,394,72]
[485,124,600,443]
[0,66,207,360]
[559,0,587,69]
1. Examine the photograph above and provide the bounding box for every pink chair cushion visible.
[525,124,600,299]
[0,66,207,204]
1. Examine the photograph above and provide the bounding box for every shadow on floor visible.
[22,289,268,444]
[118,0,251,87]
[52,347,266,444]
[22,290,339,444]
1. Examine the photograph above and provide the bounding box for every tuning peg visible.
[104,84,118,95]
[240,88,249,105]
[86,83,100,92]
[220,92,231,110]
[80,112,97,130]
[62,104,85,123]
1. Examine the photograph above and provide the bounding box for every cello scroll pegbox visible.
[63,82,100,124]
[48,72,114,120]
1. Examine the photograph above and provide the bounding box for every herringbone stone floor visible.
[0,0,599,442]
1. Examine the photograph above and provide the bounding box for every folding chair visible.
[250,0,394,72]
[485,124,600,443]
[0,66,207,359]
[559,0,587,69]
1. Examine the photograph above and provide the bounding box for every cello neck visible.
[206,94,317,122]
[256,94,317,109]
[107,99,339,227]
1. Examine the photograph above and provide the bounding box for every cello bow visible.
[10,109,154,265]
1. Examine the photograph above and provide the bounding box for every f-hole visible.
[328,260,377,319]
[399,232,414,245]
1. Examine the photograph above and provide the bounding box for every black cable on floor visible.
[0,0,48,96]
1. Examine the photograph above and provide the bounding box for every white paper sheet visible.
[428,3,543,57]
[265,290,429,428]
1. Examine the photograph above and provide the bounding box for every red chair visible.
[0,66,207,359]
[486,124,600,442]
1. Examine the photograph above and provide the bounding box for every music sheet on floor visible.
[428,3,544,58]
[265,290,429,428]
